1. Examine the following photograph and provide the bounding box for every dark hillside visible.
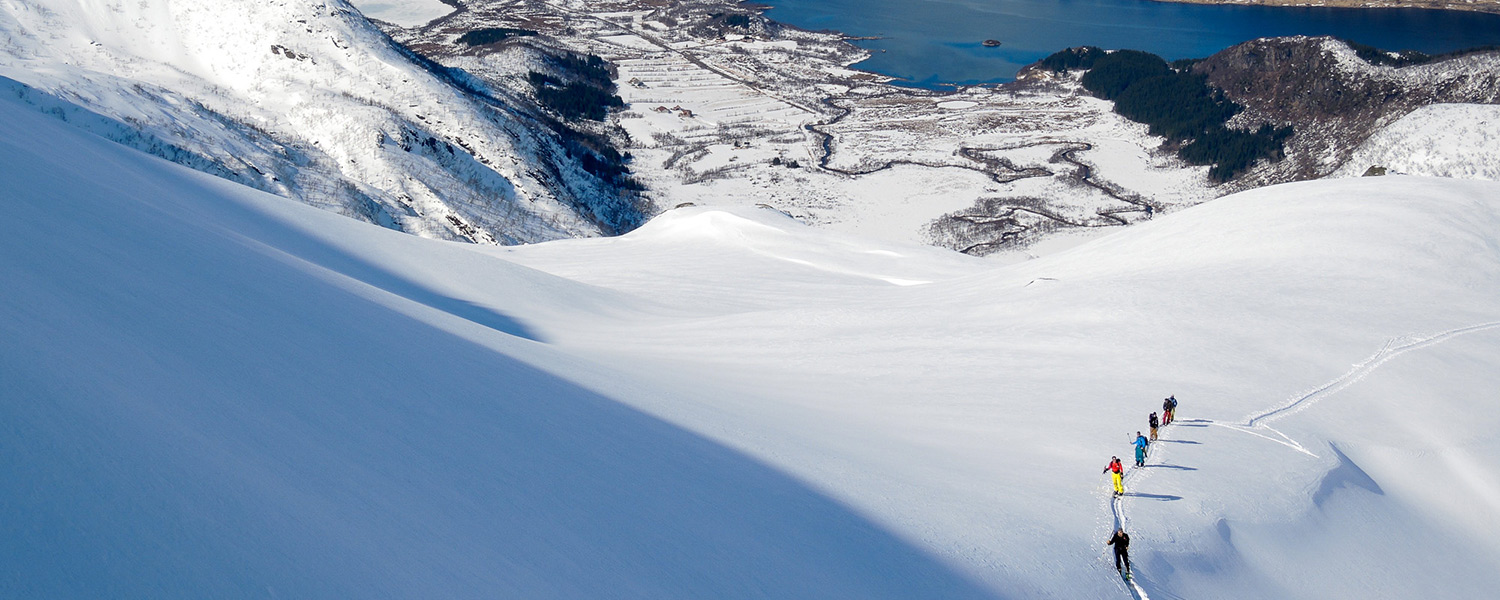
[1030,37,1500,187]
[1191,36,1500,186]
[1041,47,1290,181]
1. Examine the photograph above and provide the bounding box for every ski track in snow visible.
[1104,319,1500,599]
[1208,320,1500,457]
[1245,320,1500,428]
[1109,443,1155,600]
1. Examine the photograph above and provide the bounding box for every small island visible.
[982,39,1002,47]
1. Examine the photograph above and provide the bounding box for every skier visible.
[1133,431,1149,467]
[1149,412,1160,441]
[1162,395,1177,425]
[1103,456,1125,496]
[1106,528,1132,576]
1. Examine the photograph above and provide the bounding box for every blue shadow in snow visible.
[0,106,1000,599]
[1124,492,1183,501]
[1312,443,1385,508]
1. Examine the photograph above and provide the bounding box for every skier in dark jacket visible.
[1149,412,1160,441]
[1133,431,1149,467]
[1107,528,1132,574]
[1163,395,1176,425]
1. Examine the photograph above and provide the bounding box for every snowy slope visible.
[1335,103,1500,180]
[5,90,1500,599]
[0,0,637,244]
[499,173,1500,599]
[0,87,985,600]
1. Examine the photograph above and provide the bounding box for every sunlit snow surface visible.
[348,0,455,27]
[1336,103,1500,181]
[4,94,1500,599]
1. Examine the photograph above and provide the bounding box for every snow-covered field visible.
[1335,103,1500,180]
[6,75,1500,600]
[603,45,1211,252]
[349,0,455,28]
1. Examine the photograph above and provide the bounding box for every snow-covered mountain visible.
[0,0,645,243]
[1197,36,1500,189]
[5,77,1500,599]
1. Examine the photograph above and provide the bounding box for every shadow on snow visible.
[0,105,1001,600]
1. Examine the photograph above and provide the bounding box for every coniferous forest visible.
[527,54,624,122]
[1043,47,1291,182]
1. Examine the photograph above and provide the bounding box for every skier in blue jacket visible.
[1133,431,1149,467]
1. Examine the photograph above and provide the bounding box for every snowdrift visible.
[4,92,1500,599]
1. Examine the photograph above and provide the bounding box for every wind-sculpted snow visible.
[0,0,642,244]
[5,91,1500,597]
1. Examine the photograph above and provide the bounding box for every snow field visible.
[499,175,1500,599]
[348,0,456,28]
[6,21,1500,600]
[613,53,810,129]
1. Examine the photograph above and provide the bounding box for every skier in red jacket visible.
[1103,456,1125,496]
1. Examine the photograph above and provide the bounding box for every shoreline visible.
[1149,0,1500,15]
[740,0,1500,91]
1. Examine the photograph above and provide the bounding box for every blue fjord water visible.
[754,0,1500,87]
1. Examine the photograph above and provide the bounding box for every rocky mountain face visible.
[1191,36,1500,189]
[0,0,648,244]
